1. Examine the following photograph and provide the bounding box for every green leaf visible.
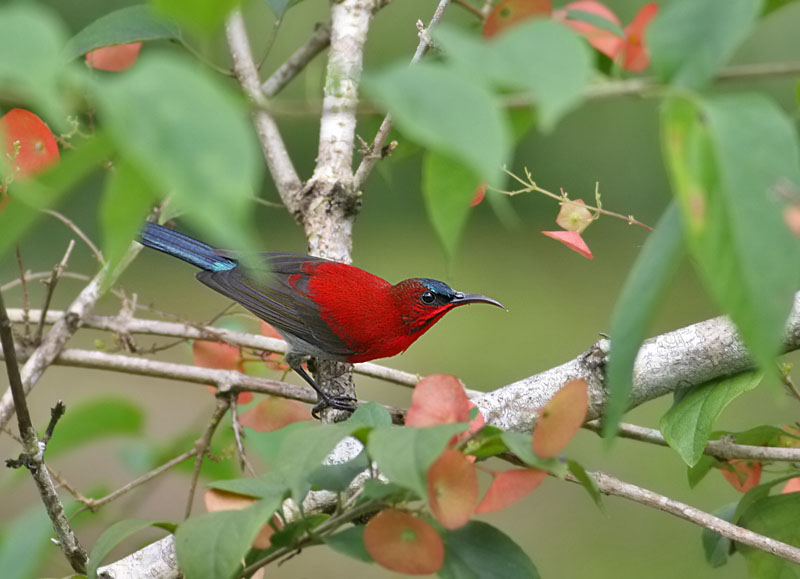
[0,133,111,260]
[661,94,800,378]
[564,9,626,38]
[0,507,54,579]
[500,432,567,476]
[604,203,684,438]
[435,21,590,132]
[687,454,717,488]
[45,397,144,458]
[268,513,328,549]
[358,479,415,504]
[94,53,262,259]
[324,526,373,563]
[463,425,507,459]
[0,3,69,127]
[175,495,282,579]
[733,474,797,523]
[567,460,603,509]
[308,450,370,492]
[439,521,539,579]
[649,0,762,88]
[347,401,393,435]
[150,0,241,34]
[63,5,181,61]
[738,493,800,578]
[367,423,467,498]
[423,152,480,258]
[659,372,763,466]
[364,62,510,186]
[88,519,174,579]
[208,471,289,499]
[763,0,800,15]
[701,503,736,568]
[101,158,158,275]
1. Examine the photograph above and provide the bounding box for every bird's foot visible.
[311,393,358,419]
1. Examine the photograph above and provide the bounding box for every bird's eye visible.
[421,291,436,304]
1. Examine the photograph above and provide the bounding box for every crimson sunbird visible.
[138,222,505,414]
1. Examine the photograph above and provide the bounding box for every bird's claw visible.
[311,394,357,419]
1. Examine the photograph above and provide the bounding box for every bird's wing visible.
[195,253,355,359]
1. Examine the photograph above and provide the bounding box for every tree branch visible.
[261,22,332,98]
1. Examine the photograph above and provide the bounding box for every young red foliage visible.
[427,449,479,529]
[782,477,800,494]
[532,378,588,458]
[203,489,277,549]
[555,199,593,233]
[85,43,143,72]
[470,183,487,207]
[619,3,658,72]
[363,510,445,575]
[483,0,552,38]
[406,374,483,431]
[719,460,762,493]
[192,340,253,404]
[541,230,593,259]
[784,205,800,238]
[555,1,622,59]
[259,321,289,370]
[475,468,547,514]
[1,108,60,177]
[239,395,311,432]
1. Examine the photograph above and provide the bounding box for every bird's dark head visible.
[392,278,506,334]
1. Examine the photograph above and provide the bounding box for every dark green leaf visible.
[95,53,262,260]
[175,496,282,579]
[0,507,54,579]
[367,424,467,498]
[45,397,144,458]
[101,158,158,275]
[715,425,795,447]
[565,9,626,38]
[687,455,717,488]
[0,3,69,127]
[733,474,797,523]
[423,152,480,258]
[347,402,393,437]
[324,526,373,563]
[436,21,590,132]
[463,425,507,459]
[308,450,370,492]
[604,203,684,438]
[567,460,603,509]
[208,471,289,499]
[88,519,174,579]
[0,133,111,260]
[738,493,800,578]
[649,0,762,88]
[268,514,328,549]
[702,503,736,568]
[63,5,181,61]
[358,479,415,504]
[659,372,762,466]
[364,62,510,186]
[150,0,240,34]
[501,431,567,476]
[763,0,800,14]
[439,521,539,579]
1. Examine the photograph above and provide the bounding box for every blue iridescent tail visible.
[138,222,236,272]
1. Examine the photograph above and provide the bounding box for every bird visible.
[138,222,505,415]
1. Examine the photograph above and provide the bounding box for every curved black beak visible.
[452,292,507,310]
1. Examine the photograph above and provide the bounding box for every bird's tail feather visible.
[138,222,236,272]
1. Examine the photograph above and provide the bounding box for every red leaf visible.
[783,205,800,238]
[1,108,60,177]
[193,340,252,403]
[719,460,762,493]
[203,489,277,549]
[541,230,593,259]
[259,321,289,371]
[363,510,445,575]
[483,0,552,38]
[620,3,658,72]
[427,450,479,529]
[406,374,474,427]
[475,468,547,514]
[532,378,588,458]
[782,477,800,494]
[85,43,143,72]
[555,1,623,59]
[239,396,311,432]
[470,183,487,207]
[555,199,593,233]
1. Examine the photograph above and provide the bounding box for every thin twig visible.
[452,0,484,19]
[229,397,257,476]
[353,0,452,191]
[15,246,30,344]
[261,22,332,97]
[44,209,105,264]
[1,271,92,293]
[185,397,231,519]
[35,240,75,345]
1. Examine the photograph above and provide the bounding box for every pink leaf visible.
[86,43,142,72]
[476,468,547,513]
[541,230,593,259]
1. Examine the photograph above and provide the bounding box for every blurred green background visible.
[2,0,800,577]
